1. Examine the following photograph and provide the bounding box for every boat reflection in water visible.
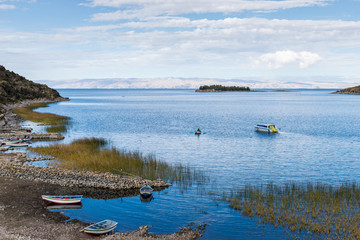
[46,203,83,210]
[140,194,153,202]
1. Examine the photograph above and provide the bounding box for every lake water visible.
[31,89,360,239]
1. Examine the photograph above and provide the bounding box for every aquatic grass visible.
[225,183,360,239]
[13,102,70,133]
[30,137,208,188]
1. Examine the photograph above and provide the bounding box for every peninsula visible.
[333,85,360,95]
[0,65,66,107]
[195,84,251,92]
[0,65,202,239]
[0,65,68,127]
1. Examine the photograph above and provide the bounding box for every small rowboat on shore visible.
[41,195,83,204]
[83,219,118,235]
[6,143,29,148]
[2,140,21,145]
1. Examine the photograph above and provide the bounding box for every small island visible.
[333,85,360,95]
[195,84,251,92]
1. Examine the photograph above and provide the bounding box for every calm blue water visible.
[31,89,360,239]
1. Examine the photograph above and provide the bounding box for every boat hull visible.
[42,195,82,204]
[7,144,29,148]
[255,124,278,134]
[84,226,117,235]
[140,192,153,199]
[83,220,118,235]
[255,127,276,133]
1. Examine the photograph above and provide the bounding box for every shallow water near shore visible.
[29,89,360,239]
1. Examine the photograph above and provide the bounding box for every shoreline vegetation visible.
[195,84,251,92]
[13,102,70,133]
[225,183,360,239]
[30,137,208,189]
[195,85,293,93]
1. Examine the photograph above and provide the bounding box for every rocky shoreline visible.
[0,98,68,128]
[0,175,202,240]
[0,152,170,190]
[0,100,203,239]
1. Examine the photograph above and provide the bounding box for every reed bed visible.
[225,183,360,239]
[30,138,208,188]
[13,102,69,133]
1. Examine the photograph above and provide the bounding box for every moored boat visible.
[2,140,21,145]
[255,124,279,134]
[6,143,29,148]
[140,185,153,200]
[41,195,83,204]
[83,219,118,235]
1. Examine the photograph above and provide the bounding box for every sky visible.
[1,0,360,88]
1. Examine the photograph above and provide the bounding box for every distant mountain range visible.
[38,77,356,90]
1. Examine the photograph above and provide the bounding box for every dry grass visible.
[225,183,360,239]
[30,138,208,187]
[13,102,69,133]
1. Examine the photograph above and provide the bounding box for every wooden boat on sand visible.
[41,195,83,204]
[83,219,118,235]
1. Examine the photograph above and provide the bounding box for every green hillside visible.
[0,65,64,113]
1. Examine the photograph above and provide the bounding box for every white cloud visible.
[1,16,360,81]
[0,0,37,10]
[0,4,15,10]
[257,50,322,69]
[83,0,330,21]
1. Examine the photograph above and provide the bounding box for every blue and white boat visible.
[255,124,279,134]
[140,185,153,200]
[83,219,118,235]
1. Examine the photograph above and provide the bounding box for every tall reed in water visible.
[30,137,207,187]
[13,102,69,133]
[225,182,360,239]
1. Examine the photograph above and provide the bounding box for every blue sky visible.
[1,0,360,88]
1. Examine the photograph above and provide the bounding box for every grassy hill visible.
[0,65,65,113]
